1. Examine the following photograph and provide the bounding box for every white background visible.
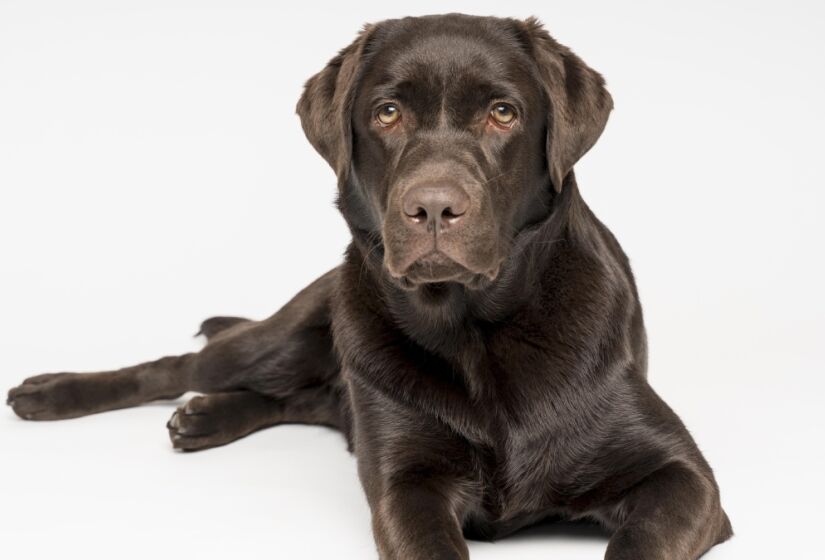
[1,1,823,558]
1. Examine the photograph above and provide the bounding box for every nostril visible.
[406,206,428,223]
[442,206,466,221]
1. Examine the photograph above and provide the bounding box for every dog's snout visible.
[401,183,470,232]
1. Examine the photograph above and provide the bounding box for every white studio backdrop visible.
[1,1,823,558]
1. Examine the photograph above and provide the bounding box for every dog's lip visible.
[390,252,500,288]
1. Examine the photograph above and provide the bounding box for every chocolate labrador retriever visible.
[7,14,732,560]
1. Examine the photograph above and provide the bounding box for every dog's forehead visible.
[383,35,511,80]
[361,20,536,104]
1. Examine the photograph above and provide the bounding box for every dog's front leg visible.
[603,462,732,560]
[349,383,476,560]
[372,479,469,560]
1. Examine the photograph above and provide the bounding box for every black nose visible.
[401,183,470,232]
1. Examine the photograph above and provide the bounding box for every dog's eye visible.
[376,104,401,126]
[490,103,516,127]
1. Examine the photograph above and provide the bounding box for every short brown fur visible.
[8,14,731,560]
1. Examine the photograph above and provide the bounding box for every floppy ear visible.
[296,25,375,187]
[519,17,614,193]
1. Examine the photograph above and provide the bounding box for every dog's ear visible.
[518,17,613,193]
[296,25,375,186]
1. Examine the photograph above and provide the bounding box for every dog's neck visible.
[346,173,594,359]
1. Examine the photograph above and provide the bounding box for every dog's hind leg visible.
[6,354,196,420]
[7,268,341,423]
[166,387,343,451]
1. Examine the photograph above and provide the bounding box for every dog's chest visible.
[460,352,601,524]
[462,416,594,537]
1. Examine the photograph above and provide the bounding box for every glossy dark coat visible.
[8,14,732,560]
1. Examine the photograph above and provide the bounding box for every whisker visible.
[481,171,510,186]
[357,231,384,288]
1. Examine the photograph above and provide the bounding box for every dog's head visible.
[297,14,612,289]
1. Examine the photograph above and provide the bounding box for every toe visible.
[22,373,65,385]
[8,392,45,420]
[182,395,211,415]
[178,414,213,437]
[7,384,41,416]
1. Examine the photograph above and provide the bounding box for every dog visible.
[7,14,732,560]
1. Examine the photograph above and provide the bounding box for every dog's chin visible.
[390,252,500,291]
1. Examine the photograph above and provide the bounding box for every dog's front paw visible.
[7,373,83,420]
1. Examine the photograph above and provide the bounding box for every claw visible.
[167,411,179,430]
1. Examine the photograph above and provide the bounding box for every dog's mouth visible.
[390,252,499,290]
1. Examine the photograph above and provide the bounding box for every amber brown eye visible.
[490,103,516,126]
[376,103,401,126]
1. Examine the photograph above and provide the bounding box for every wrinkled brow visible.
[366,78,528,117]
